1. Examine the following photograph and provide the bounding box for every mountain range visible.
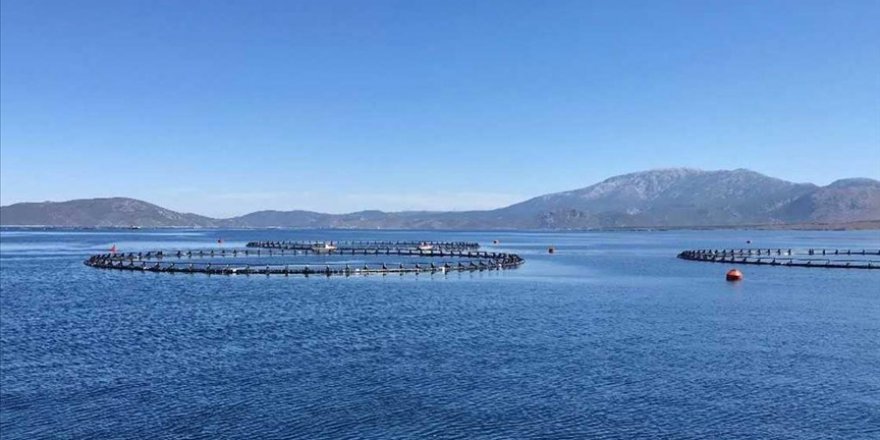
[2,168,879,229]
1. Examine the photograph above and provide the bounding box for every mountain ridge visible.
[2,169,878,229]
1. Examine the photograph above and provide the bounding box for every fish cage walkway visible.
[678,248,880,269]
[85,241,524,276]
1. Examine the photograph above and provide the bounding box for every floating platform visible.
[85,240,524,276]
[678,248,880,269]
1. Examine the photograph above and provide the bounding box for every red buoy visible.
[726,268,743,281]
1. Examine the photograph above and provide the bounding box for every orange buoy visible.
[726,268,743,282]
[548,246,555,254]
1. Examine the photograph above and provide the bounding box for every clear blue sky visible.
[1,0,878,217]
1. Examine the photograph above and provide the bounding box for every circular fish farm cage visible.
[678,248,880,269]
[84,240,524,276]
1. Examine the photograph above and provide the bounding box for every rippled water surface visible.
[1,229,879,439]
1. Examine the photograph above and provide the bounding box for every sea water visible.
[1,229,878,439]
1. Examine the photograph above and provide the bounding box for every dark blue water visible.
[1,229,879,439]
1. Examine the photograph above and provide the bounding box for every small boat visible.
[417,242,434,251]
[311,242,337,253]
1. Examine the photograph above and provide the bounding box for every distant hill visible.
[780,178,880,224]
[2,169,879,229]
[496,168,819,228]
[0,197,215,228]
